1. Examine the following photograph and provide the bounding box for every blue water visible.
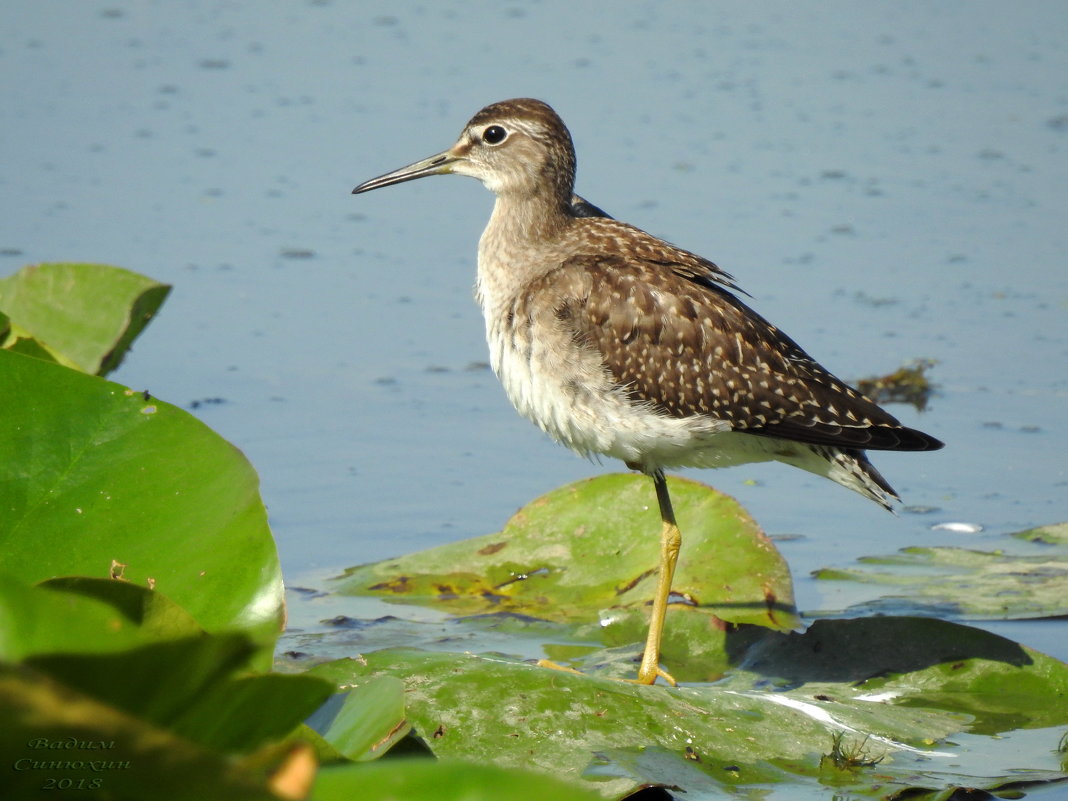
[3,2,1066,664]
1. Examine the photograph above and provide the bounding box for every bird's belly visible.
[487,323,746,470]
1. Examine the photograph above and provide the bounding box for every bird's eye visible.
[482,125,508,145]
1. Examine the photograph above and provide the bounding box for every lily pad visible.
[593,605,773,682]
[0,262,170,376]
[313,758,607,801]
[0,349,283,649]
[1013,522,1068,546]
[304,676,410,762]
[25,633,334,754]
[719,617,1068,732]
[813,522,1068,619]
[309,617,1068,800]
[336,474,798,631]
[0,575,204,662]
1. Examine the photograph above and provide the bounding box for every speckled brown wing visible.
[550,253,943,453]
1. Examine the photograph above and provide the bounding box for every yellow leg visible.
[537,470,679,686]
[635,471,680,686]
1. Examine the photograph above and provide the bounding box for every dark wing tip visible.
[903,428,944,452]
[747,420,944,452]
[866,425,944,452]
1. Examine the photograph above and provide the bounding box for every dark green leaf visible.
[0,349,283,655]
[0,575,202,661]
[312,759,607,801]
[26,634,334,754]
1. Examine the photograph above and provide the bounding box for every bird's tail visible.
[785,445,899,511]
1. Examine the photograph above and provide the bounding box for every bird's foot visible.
[535,658,583,676]
[630,664,678,687]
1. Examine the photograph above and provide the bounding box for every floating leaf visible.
[304,676,410,762]
[0,262,170,375]
[590,604,773,682]
[0,350,283,655]
[854,358,938,411]
[718,617,1068,732]
[313,759,607,801]
[1014,522,1068,546]
[336,474,798,632]
[813,522,1068,619]
[0,575,203,662]
[309,616,1068,800]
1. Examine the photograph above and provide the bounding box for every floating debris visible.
[931,521,984,534]
[854,359,937,411]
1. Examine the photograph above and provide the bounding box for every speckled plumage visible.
[353,98,943,683]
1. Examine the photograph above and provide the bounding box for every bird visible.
[352,98,943,685]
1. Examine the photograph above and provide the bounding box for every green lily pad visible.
[0,262,170,376]
[309,617,1068,800]
[716,617,1068,732]
[39,576,206,638]
[813,522,1068,619]
[304,676,410,762]
[336,474,798,631]
[1014,522,1068,546]
[26,633,333,754]
[0,349,283,650]
[313,758,607,801]
[0,575,204,662]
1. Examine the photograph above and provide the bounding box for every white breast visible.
[483,300,739,471]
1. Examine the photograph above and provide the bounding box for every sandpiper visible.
[353,98,943,685]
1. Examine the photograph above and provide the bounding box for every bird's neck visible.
[476,190,573,318]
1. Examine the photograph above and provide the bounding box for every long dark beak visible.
[352,150,459,194]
